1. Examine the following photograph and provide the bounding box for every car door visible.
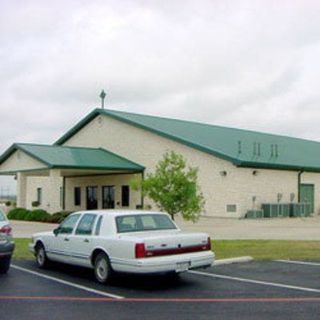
[49,214,81,264]
[67,213,98,267]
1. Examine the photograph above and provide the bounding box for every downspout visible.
[62,176,66,210]
[298,170,303,202]
[140,170,145,209]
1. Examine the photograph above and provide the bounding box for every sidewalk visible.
[175,215,320,240]
[10,215,320,240]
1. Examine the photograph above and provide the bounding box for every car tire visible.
[35,243,49,268]
[94,252,113,284]
[0,256,11,274]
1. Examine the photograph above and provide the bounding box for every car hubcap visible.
[96,258,108,281]
[37,249,44,265]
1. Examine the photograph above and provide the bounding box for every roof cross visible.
[100,90,106,109]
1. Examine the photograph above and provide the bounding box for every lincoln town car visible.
[29,210,214,283]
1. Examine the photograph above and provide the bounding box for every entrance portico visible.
[0,143,144,213]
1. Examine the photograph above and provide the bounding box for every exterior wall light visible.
[252,170,258,176]
[220,171,227,177]
[277,193,283,203]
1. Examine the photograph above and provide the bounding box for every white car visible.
[0,209,15,274]
[29,210,214,283]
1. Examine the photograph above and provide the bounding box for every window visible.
[74,187,81,206]
[75,214,97,235]
[121,185,130,207]
[37,188,42,205]
[116,214,177,233]
[58,214,81,234]
[226,204,237,213]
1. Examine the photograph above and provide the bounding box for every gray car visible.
[0,209,15,273]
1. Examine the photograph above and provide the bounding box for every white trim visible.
[275,260,320,267]
[11,264,124,299]
[189,270,320,293]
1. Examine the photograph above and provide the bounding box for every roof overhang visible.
[0,143,145,177]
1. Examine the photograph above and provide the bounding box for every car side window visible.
[94,215,103,236]
[59,214,81,234]
[75,214,97,236]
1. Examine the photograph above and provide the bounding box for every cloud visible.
[1,0,320,192]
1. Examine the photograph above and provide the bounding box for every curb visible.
[215,256,254,266]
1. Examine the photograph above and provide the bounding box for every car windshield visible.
[0,210,6,221]
[116,214,177,233]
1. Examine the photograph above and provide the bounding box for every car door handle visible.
[64,238,70,242]
[84,239,89,243]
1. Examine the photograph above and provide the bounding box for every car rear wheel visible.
[94,253,113,284]
[0,256,11,274]
[35,244,49,268]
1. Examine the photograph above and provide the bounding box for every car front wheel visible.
[0,256,11,274]
[35,244,49,268]
[94,253,113,284]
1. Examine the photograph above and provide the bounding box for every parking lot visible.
[1,260,320,320]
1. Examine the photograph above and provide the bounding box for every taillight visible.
[0,225,12,235]
[135,243,146,258]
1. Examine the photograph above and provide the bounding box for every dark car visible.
[0,209,15,273]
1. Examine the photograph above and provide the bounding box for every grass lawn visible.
[213,240,320,261]
[13,238,320,261]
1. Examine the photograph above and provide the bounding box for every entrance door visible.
[299,184,314,213]
[102,186,115,209]
[86,186,98,210]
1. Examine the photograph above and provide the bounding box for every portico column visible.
[46,169,63,213]
[17,172,27,208]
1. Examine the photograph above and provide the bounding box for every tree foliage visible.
[132,151,205,222]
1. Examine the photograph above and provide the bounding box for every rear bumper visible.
[0,242,15,258]
[111,250,215,274]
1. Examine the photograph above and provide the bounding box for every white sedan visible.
[29,210,214,283]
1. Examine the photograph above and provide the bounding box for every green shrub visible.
[25,209,51,222]
[5,201,11,207]
[7,208,30,220]
[31,201,40,207]
[47,211,73,224]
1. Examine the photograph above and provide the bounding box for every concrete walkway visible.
[10,215,320,240]
[175,215,320,240]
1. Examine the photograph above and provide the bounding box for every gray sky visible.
[1,0,320,194]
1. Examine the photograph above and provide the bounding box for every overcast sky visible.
[1,0,320,194]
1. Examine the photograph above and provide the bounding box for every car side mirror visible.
[53,228,60,236]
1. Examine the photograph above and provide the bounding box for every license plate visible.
[176,261,190,272]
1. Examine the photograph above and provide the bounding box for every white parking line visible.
[11,265,124,299]
[275,260,320,267]
[189,270,320,294]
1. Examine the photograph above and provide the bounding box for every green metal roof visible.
[55,108,320,172]
[0,143,144,172]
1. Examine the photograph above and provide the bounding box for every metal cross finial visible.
[100,90,106,109]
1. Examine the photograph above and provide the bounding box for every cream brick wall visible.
[59,114,301,217]
[0,150,46,173]
[26,170,63,213]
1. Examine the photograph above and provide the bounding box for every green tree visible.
[132,151,205,222]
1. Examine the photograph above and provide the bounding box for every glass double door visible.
[102,185,115,209]
[86,185,115,210]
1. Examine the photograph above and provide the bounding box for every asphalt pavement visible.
[1,260,320,320]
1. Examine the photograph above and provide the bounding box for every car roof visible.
[71,210,168,217]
